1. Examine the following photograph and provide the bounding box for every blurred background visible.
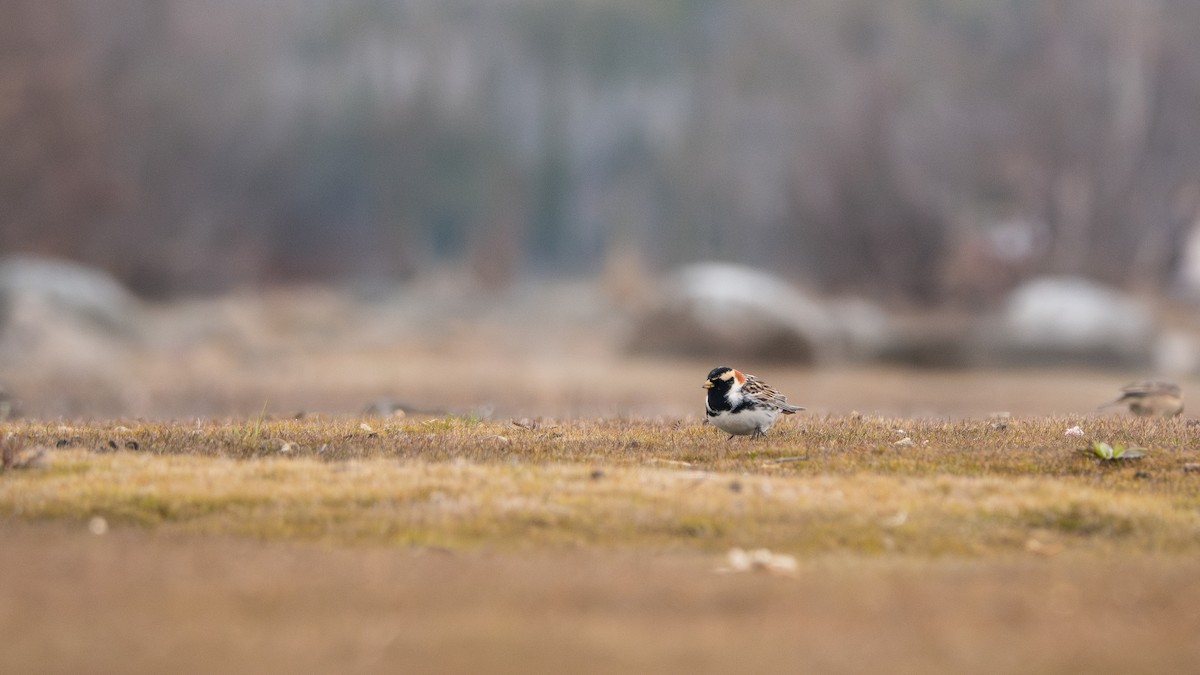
[3,0,1200,419]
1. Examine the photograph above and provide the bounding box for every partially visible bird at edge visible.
[1100,380,1183,418]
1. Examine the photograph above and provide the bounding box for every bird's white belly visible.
[708,408,779,436]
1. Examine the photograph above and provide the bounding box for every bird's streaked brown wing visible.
[742,375,804,413]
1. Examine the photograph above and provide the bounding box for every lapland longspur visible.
[1101,381,1184,418]
[703,366,804,439]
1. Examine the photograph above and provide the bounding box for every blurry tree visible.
[0,0,1197,303]
[0,2,119,265]
[774,0,1200,304]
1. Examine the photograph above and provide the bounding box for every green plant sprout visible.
[1084,441,1146,461]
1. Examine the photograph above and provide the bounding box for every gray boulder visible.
[984,276,1157,367]
[0,255,144,379]
[628,262,889,363]
[0,255,141,335]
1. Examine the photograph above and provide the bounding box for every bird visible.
[1100,380,1184,418]
[703,366,804,439]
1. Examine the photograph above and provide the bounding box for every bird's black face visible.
[703,366,735,391]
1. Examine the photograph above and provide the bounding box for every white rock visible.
[630,263,890,363]
[990,276,1157,367]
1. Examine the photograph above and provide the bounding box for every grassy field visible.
[4,412,1200,673]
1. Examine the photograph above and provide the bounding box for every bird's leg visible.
[751,428,765,440]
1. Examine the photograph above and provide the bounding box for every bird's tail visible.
[780,404,805,414]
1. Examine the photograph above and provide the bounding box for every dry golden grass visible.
[4,413,1200,674]
[4,414,1200,555]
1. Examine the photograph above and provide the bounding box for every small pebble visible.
[88,516,108,536]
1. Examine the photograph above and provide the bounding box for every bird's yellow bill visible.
[702,380,714,389]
